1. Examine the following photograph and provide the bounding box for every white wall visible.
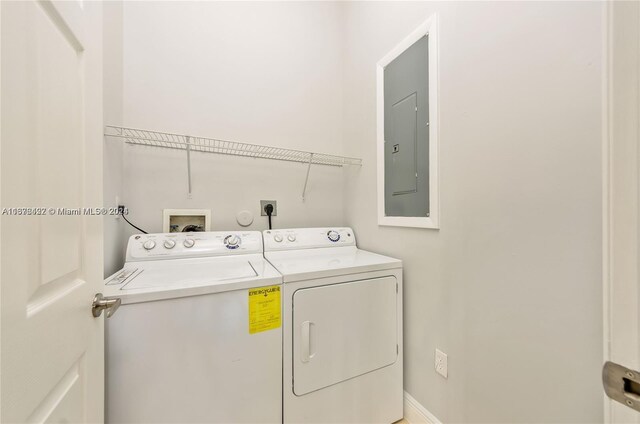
[104,1,347,273]
[342,2,603,422]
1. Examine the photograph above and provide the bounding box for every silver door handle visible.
[92,293,121,318]
[603,361,640,412]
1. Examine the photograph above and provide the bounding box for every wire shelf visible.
[104,126,362,167]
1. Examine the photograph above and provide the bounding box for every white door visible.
[603,1,640,422]
[1,1,105,423]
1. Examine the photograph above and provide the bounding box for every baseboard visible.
[403,391,443,424]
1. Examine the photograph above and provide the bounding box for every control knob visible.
[327,230,340,242]
[287,234,297,242]
[274,234,283,243]
[183,238,195,248]
[164,239,176,249]
[225,234,241,249]
[143,240,156,250]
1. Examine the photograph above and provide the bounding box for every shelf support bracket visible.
[186,136,192,199]
[302,153,313,202]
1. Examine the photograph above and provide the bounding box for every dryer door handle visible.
[301,321,315,363]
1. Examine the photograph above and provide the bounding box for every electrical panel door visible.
[390,93,418,195]
[384,35,429,217]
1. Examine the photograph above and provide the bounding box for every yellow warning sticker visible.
[248,285,281,334]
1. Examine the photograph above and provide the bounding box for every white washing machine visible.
[104,231,282,424]
[263,227,403,424]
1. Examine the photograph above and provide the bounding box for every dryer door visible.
[292,276,398,396]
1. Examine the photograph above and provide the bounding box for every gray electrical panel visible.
[383,35,429,217]
[390,93,418,195]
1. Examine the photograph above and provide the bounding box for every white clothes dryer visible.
[263,227,403,424]
[104,231,282,424]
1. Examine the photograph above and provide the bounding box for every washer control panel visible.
[263,227,355,251]
[126,231,262,261]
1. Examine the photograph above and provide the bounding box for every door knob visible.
[92,293,121,318]
[603,361,640,412]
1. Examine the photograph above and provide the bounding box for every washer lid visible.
[103,255,282,304]
[122,260,257,291]
[264,246,401,283]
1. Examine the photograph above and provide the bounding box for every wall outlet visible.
[260,200,277,216]
[435,349,448,378]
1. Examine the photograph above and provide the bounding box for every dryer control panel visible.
[263,227,356,251]
[126,231,263,262]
